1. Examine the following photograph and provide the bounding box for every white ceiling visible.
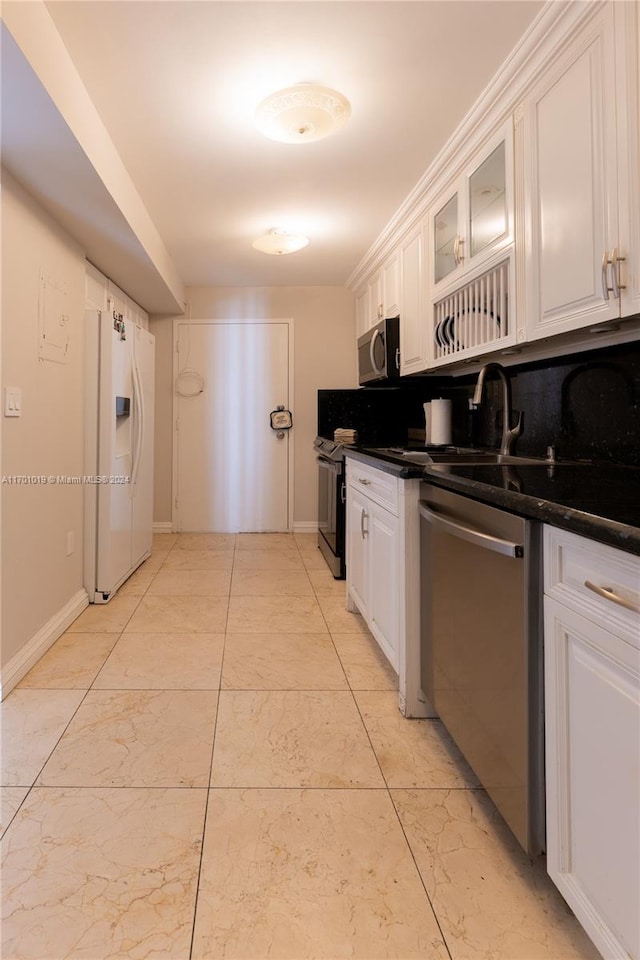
[39,1,544,289]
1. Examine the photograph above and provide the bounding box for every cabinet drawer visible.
[544,526,640,648]
[346,460,399,515]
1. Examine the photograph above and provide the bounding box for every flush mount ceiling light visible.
[251,228,309,255]
[255,84,351,144]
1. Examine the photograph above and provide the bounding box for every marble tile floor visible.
[1,533,600,960]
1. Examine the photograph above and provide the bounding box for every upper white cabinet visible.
[348,0,638,367]
[428,119,517,366]
[355,285,369,338]
[85,262,109,312]
[382,252,400,319]
[429,118,514,294]
[399,220,428,375]
[521,1,639,340]
[355,257,400,338]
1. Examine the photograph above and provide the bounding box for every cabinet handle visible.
[601,250,611,300]
[357,478,372,485]
[395,347,400,370]
[360,508,368,539]
[453,236,464,266]
[584,580,640,614]
[609,248,626,298]
[340,482,346,504]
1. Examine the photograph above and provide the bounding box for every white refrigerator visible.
[84,309,155,603]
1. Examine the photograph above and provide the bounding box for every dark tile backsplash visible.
[318,341,640,465]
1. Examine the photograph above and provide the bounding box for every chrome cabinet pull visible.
[609,248,627,298]
[360,508,368,539]
[357,478,372,485]
[340,482,346,504]
[584,580,640,614]
[395,347,400,370]
[601,250,611,300]
[453,236,464,266]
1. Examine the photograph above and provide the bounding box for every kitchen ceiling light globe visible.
[255,84,351,144]
[251,228,309,255]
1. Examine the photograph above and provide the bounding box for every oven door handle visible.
[419,502,523,558]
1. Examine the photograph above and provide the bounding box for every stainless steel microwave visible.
[357,316,400,385]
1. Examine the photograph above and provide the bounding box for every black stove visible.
[314,436,347,578]
[313,436,349,461]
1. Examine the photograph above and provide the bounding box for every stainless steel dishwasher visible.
[419,483,545,856]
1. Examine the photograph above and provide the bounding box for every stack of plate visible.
[334,428,358,444]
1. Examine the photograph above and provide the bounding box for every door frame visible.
[171,317,295,533]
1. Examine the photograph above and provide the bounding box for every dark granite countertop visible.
[345,446,640,557]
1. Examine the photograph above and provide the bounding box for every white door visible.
[176,321,291,532]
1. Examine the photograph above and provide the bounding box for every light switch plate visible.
[4,386,22,417]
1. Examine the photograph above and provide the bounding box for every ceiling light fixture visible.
[255,84,351,144]
[251,228,309,256]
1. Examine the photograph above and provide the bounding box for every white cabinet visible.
[85,262,109,312]
[355,285,369,339]
[355,273,383,337]
[355,254,401,339]
[522,1,639,340]
[346,460,400,671]
[428,118,516,365]
[345,457,431,719]
[85,266,149,329]
[382,251,400,318]
[108,279,149,331]
[399,221,429,375]
[429,118,514,294]
[367,272,383,326]
[345,484,370,619]
[544,526,640,960]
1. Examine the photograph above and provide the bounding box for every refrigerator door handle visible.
[131,353,145,491]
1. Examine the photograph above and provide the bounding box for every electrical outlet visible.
[66,531,75,556]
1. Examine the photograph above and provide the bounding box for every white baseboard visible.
[152,522,173,533]
[0,589,89,700]
[293,522,318,534]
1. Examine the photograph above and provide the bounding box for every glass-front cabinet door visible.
[433,193,459,284]
[430,117,513,292]
[469,141,507,258]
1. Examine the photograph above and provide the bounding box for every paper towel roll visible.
[430,398,452,445]
[423,402,431,444]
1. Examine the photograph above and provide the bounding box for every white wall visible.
[150,285,356,528]
[1,1,184,314]
[1,170,86,680]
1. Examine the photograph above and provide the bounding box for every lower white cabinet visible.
[345,456,431,718]
[346,470,399,671]
[544,526,640,960]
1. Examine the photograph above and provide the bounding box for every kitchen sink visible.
[372,446,550,466]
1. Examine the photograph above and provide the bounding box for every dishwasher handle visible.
[419,501,524,558]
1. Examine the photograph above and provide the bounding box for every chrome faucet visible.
[472,362,523,456]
